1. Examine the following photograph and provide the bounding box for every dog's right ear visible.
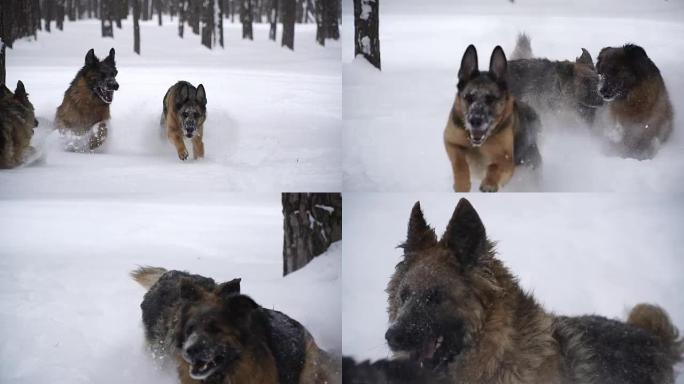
[576,48,595,69]
[179,279,203,301]
[441,198,487,268]
[216,278,241,300]
[400,201,437,252]
[226,295,259,318]
[196,84,206,106]
[85,49,98,66]
[458,45,479,87]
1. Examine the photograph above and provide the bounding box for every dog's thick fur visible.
[595,44,673,160]
[508,34,604,125]
[444,45,541,193]
[55,48,119,152]
[131,267,337,384]
[0,81,38,168]
[161,81,207,161]
[382,199,682,384]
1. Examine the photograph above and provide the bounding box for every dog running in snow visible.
[161,81,207,161]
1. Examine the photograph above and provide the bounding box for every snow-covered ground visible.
[342,193,684,381]
[1,18,340,196]
[342,0,684,191]
[0,195,340,383]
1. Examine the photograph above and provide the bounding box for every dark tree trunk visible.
[282,193,342,276]
[354,0,380,69]
[45,0,55,32]
[218,0,224,47]
[155,0,162,25]
[200,0,214,48]
[240,0,252,40]
[178,0,185,37]
[0,41,5,85]
[142,0,149,19]
[314,0,324,46]
[56,0,65,30]
[133,0,141,53]
[325,0,339,40]
[268,0,277,41]
[190,0,200,34]
[281,0,294,50]
[100,0,113,37]
[66,0,76,21]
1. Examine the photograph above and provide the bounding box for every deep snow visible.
[342,193,684,381]
[0,195,340,383]
[1,17,341,196]
[342,0,684,191]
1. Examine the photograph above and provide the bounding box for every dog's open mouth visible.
[189,355,224,380]
[469,134,486,147]
[410,335,451,369]
[95,86,115,104]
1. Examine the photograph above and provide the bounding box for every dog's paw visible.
[479,183,499,193]
[178,150,189,161]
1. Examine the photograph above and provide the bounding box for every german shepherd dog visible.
[0,81,38,168]
[508,34,604,125]
[379,198,683,384]
[55,48,119,152]
[131,267,337,384]
[161,81,207,161]
[444,45,541,193]
[595,44,673,160]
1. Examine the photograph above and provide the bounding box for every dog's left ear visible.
[401,201,438,252]
[104,48,116,63]
[441,198,487,267]
[489,46,508,85]
[196,84,206,106]
[85,48,98,66]
[458,45,479,88]
[216,278,241,300]
[226,295,259,318]
[576,48,595,69]
[14,81,27,101]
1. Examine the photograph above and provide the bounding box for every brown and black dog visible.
[131,267,338,384]
[161,81,207,161]
[0,81,38,168]
[595,44,673,160]
[55,48,119,152]
[444,45,541,192]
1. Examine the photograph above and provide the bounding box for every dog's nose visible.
[468,117,483,128]
[385,326,416,350]
[107,80,119,90]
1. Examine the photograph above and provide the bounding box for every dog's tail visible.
[131,266,168,290]
[627,303,683,364]
[511,32,533,60]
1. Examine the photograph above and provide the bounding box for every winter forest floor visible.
[1,17,341,196]
[342,0,684,192]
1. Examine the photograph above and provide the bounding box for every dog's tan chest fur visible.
[56,78,110,133]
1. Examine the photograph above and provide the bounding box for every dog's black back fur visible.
[264,309,307,384]
[514,101,542,168]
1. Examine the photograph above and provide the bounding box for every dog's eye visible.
[485,95,496,104]
[464,94,475,103]
[193,112,200,119]
[426,289,443,305]
[399,288,411,303]
[182,112,189,118]
[207,321,220,334]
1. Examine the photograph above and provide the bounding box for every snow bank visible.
[0,195,340,383]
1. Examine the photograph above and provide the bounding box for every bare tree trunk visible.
[240,0,252,40]
[281,0,294,50]
[325,0,339,40]
[178,0,185,37]
[282,193,342,276]
[354,0,380,69]
[100,0,113,37]
[56,0,65,30]
[200,0,214,48]
[314,0,324,46]
[45,0,55,32]
[155,0,162,25]
[218,0,224,47]
[268,0,277,41]
[133,0,141,53]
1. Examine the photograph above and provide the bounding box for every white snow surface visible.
[342,0,684,191]
[0,194,341,384]
[1,17,341,196]
[342,193,684,381]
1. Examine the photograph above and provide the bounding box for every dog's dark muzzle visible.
[184,121,197,138]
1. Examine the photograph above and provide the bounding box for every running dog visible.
[161,81,207,161]
[0,81,38,168]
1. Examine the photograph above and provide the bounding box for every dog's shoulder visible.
[263,308,308,384]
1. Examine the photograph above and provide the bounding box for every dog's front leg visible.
[169,132,189,161]
[445,143,471,192]
[88,121,108,150]
[192,136,204,159]
[480,155,514,192]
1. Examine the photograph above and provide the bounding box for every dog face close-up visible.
[596,44,655,102]
[83,48,119,104]
[174,84,207,139]
[386,199,493,371]
[456,45,510,147]
[175,278,260,380]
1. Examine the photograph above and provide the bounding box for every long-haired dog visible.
[595,44,673,160]
[444,45,542,192]
[161,81,207,161]
[131,267,338,384]
[55,48,119,152]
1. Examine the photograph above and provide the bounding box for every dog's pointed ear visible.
[401,201,437,252]
[624,44,647,60]
[216,278,241,300]
[489,46,508,84]
[14,81,27,101]
[458,45,479,86]
[178,83,190,104]
[226,295,259,318]
[104,48,116,63]
[441,198,487,267]
[196,84,206,106]
[179,278,204,302]
[576,48,595,69]
[85,49,98,66]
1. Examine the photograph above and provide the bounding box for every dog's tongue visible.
[104,90,114,103]
[419,338,438,361]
